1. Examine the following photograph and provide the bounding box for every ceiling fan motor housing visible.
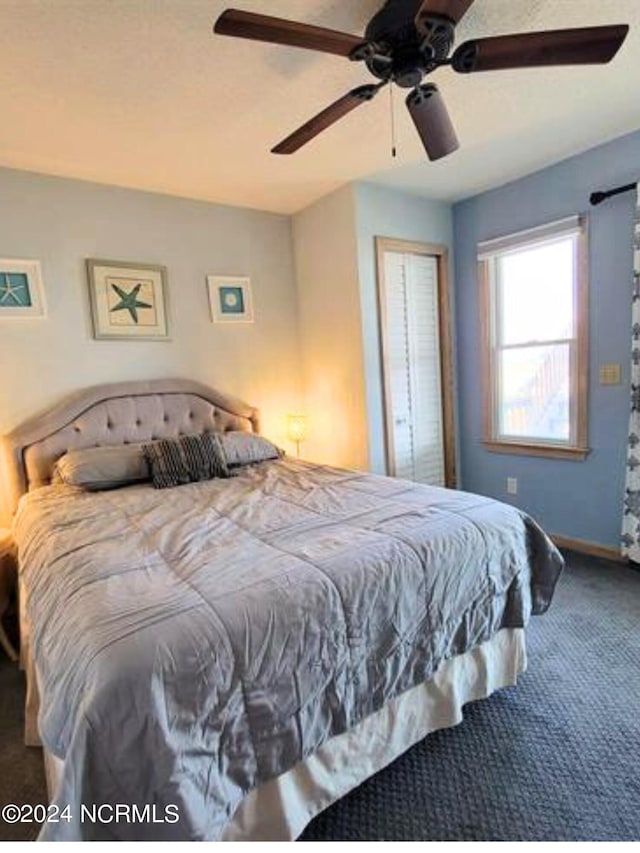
[365,0,455,87]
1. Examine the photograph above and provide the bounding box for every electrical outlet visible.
[507,478,518,496]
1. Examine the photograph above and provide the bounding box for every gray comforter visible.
[14,459,563,841]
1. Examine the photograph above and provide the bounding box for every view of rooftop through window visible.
[495,237,576,444]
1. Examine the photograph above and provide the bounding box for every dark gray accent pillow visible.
[143,433,230,490]
[54,444,150,491]
[218,431,284,467]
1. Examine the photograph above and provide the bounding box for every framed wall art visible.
[207,276,254,324]
[87,259,169,341]
[0,259,46,318]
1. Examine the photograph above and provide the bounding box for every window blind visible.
[478,216,584,261]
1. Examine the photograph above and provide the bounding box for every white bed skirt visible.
[40,628,526,842]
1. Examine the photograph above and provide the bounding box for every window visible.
[479,216,589,460]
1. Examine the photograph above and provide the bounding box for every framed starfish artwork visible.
[0,259,46,318]
[207,276,254,324]
[87,259,169,341]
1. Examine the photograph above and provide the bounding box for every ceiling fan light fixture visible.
[406,83,460,161]
[414,14,455,59]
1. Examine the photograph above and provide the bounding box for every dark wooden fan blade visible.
[415,0,476,28]
[272,85,384,155]
[406,84,459,162]
[214,9,367,58]
[452,25,629,73]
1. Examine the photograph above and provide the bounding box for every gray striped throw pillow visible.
[143,433,230,489]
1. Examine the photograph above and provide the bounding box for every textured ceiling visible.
[0,0,638,214]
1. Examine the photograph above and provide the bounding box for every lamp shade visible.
[287,414,308,444]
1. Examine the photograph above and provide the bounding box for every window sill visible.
[483,440,591,461]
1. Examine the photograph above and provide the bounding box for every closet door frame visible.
[376,237,457,488]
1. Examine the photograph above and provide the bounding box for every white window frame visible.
[479,216,590,461]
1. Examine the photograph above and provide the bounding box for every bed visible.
[2,379,563,842]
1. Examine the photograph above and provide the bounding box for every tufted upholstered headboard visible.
[1,379,260,517]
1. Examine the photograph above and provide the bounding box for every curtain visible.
[621,183,640,560]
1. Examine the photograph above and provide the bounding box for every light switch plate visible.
[599,364,622,385]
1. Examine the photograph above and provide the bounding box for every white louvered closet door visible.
[382,250,446,486]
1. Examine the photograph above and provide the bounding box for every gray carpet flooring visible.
[1,551,638,842]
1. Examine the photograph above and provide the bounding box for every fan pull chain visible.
[389,85,397,159]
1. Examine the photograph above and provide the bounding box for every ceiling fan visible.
[214,0,629,162]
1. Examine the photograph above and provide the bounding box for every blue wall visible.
[453,130,640,548]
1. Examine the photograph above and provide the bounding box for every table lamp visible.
[287,414,308,458]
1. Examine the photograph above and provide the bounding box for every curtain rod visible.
[590,182,636,206]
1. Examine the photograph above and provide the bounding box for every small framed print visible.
[208,276,254,324]
[0,259,46,318]
[87,259,169,341]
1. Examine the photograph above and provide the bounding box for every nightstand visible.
[0,528,18,662]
